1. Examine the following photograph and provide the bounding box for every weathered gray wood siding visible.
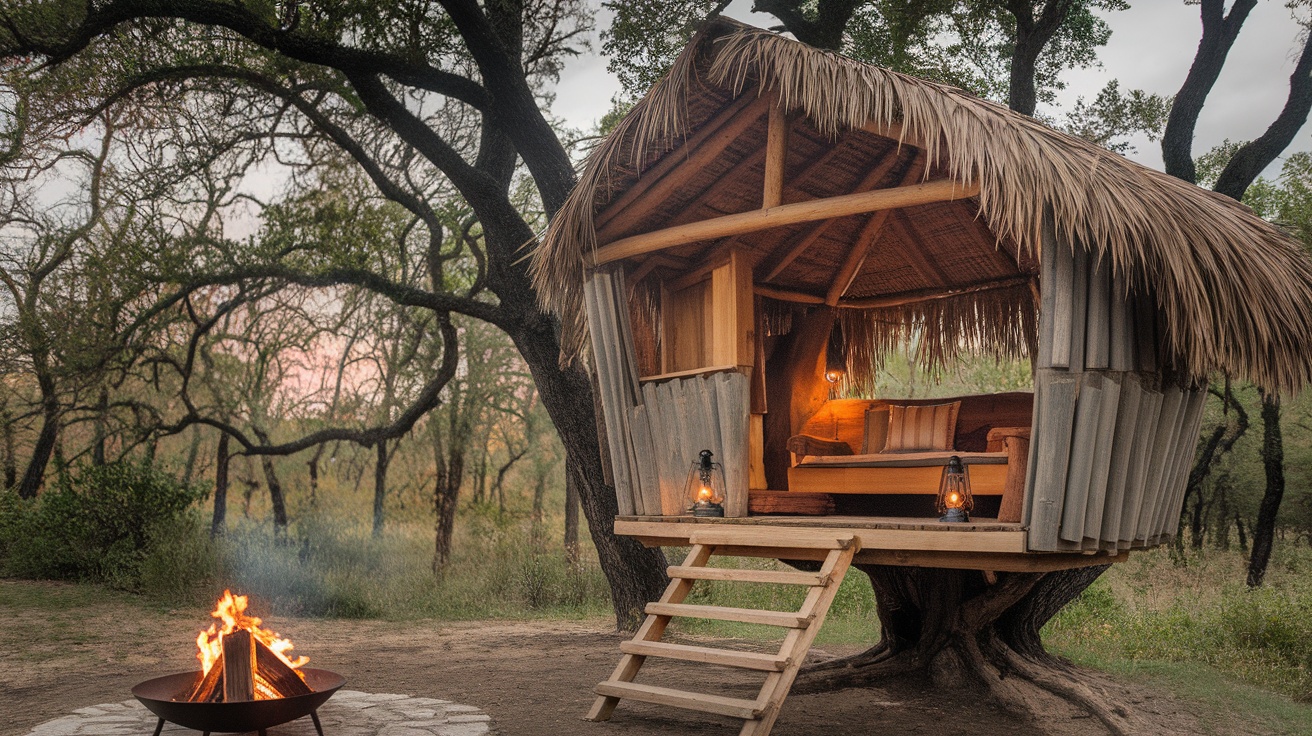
[1025,214,1205,552]
[584,267,751,517]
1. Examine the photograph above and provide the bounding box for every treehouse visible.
[532,19,1312,735]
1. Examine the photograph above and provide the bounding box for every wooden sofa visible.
[785,392,1033,522]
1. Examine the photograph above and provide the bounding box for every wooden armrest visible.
[785,434,854,457]
[987,426,1031,442]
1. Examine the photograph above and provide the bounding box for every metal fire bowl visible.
[133,668,345,733]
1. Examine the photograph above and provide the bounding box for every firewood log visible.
[222,629,256,702]
[186,654,225,702]
[254,639,313,697]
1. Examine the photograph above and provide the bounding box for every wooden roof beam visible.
[589,178,977,266]
[838,275,1034,309]
[594,94,771,241]
[763,102,787,209]
[824,156,927,306]
[760,146,916,282]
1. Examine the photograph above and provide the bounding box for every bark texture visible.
[1247,392,1284,587]
[796,565,1153,735]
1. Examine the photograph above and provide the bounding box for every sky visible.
[550,1,1312,178]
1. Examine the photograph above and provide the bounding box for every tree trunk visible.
[509,314,668,630]
[212,433,230,538]
[182,424,203,486]
[373,439,390,537]
[92,386,109,466]
[1248,392,1284,587]
[2,407,17,490]
[564,466,580,564]
[796,564,1150,734]
[1161,0,1258,182]
[17,378,59,499]
[306,443,325,506]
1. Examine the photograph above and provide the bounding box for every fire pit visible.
[133,668,344,735]
[132,591,345,735]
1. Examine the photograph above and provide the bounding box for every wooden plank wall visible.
[584,267,645,515]
[1025,215,1205,552]
[639,371,751,517]
[585,267,752,518]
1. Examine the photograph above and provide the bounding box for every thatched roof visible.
[532,17,1312,393]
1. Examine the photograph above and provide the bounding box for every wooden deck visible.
[615,515,1127,572]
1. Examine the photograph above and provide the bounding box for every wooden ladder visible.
[586,531,859,736]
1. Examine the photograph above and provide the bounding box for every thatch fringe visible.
[532,18,1312,393]
[838,283,1037,395]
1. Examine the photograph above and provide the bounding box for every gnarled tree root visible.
[792,564,1179,736]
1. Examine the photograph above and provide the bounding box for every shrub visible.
[0,459,204,588]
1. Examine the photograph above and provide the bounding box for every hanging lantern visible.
[937,455,973,523]
[824,322,846,384]
[685,449,726,517]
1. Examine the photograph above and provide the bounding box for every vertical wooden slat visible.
[1153,386,1208,542]
[1134,290,1160,374]
[1100,373,1143,548]
[1025,371,1078,551]
[628,404,663,516]
[1136,387,1187,544]
[584,271,637,515]
[714,371,751,517]
[1036,211,1058,371]
[1049,239,1075,369]
[1109,270,1135,372]
[1117,386,1163,548]
[1085,253,1111,370]
[1081,373,1122,547]
[1066,245,1089,371]
[1059,373,1103,543]
[650,381,686,515]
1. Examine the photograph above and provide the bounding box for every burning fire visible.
[196,591,308,680]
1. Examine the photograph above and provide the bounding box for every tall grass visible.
[1046,545,1312,702]
[133,508,613,621]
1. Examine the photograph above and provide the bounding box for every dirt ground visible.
[0,581,1221,736]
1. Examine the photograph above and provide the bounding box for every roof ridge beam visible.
[589,178,980,267]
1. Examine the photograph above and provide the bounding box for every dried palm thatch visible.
[532,17,1312,393]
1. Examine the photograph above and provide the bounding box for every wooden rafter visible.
[838,275,1034,309]
[763,102,788,209]
[754,285,825,304]
[824,154,927,306]
[594,94,770,241]
[590,178,979,266]
[761,145,916,282]
[888,209,952,286]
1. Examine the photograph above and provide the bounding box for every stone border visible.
[26,690,492,736]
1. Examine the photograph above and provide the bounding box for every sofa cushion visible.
[862,407,890,453]
[796,450,1007,467]
[885,401,960,452]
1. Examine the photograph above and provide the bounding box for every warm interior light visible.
[946,491,961,508]
[698,486,713,502]
[824,369,843,383]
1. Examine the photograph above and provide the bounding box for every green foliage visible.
[0,460,203,587]
[1060,79,1172,154]
[1047,547,1312,702]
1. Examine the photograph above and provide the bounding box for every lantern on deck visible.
[937,455,973,523]
[685,449,726,517]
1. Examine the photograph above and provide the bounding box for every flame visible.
[196,590,308,679]
[697,486,713,502]
[946,491,961,508]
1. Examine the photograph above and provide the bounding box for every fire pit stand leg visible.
[311,709,325,736]
[150,718,164,736]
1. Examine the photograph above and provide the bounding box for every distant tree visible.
[1,0,669,629]
[1160,0,1312,587]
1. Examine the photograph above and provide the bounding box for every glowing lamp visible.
[937,455,973,523]
[685,449,726,517]
[824,323,846,384]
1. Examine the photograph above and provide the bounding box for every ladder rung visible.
[667,566,827,586]
[689,530,857,550]
[646,602,812,628]
[594,681,763,720]
[620,640,788,671]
